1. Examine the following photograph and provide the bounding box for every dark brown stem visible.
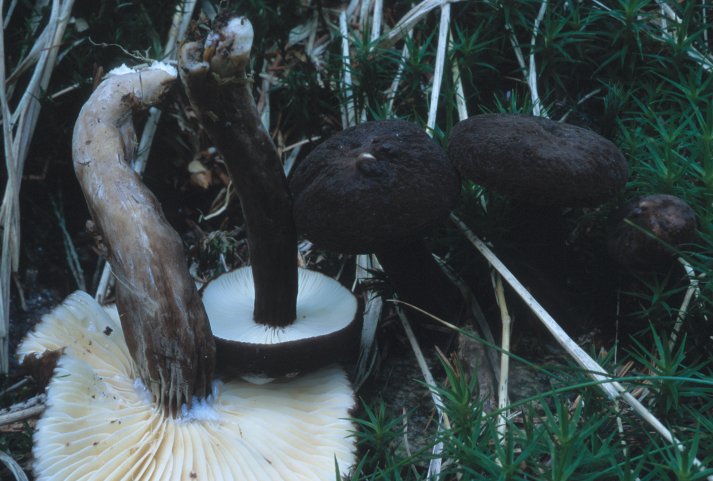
[179,21,297,327]
[73,69,215,414]
[375,239,465,326]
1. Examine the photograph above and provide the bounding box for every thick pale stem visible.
[73,68,215,414]
[179,17,297,327]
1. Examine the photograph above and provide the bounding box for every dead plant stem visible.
[426,2,451,133]
[492,273,511,443]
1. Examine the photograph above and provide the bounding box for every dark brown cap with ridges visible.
[447,114,628,206]
[290,120,460,253]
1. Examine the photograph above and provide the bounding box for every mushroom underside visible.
[19,292,357,481]
[203,267,362,378]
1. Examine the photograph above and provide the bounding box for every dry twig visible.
[492,273,512,442]
[0,394,46,427]
[395,307,450,480]
[426,3,451,132]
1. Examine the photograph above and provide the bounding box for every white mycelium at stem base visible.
[19,292,357,481]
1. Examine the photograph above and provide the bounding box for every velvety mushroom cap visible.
[289,120,460,253]
[18,292,357,481]
[447,114,628,206]
[607,194,697,269]
[202,267,362,379]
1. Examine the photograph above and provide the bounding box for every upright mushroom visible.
[288,120,464,325]
[446,113,629,331]
[179,16,361,380]
[447,113,628,206]
[446,113,629,264]
[20,62,357,480]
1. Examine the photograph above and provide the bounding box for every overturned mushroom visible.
[21,62,357,480]
[289,120,464,324]
[19,292,356,480]
[607,193,697,270]
[180,16,361,379]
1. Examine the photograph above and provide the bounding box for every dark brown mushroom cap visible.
[447,114,628,206]
[607,194,697,269]
[289,120,460,253]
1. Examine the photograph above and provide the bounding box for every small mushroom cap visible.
[18,291,357,481]
[607,194,697,269]
[290,120,460,253]
[202,267,362,379]
[447,114,628,206]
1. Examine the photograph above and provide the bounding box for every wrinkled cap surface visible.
[290,120,460,253]
[18,291,357,481]
[447,114,628,206]
[607,194,697,269]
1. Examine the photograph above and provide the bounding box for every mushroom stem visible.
[73,67,215,414]
[375,239,464,325]
[180,17,297,327]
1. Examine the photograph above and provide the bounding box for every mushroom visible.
[446,113,629,332]
[203,266,362,379]
[20,60,357,480]
[179,16,361,379]
[607,194,697,270]
[18,292,356,480]
[447,113,628,206]
[288,119,464,324]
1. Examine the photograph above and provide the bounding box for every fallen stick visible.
[0,394,46,427]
